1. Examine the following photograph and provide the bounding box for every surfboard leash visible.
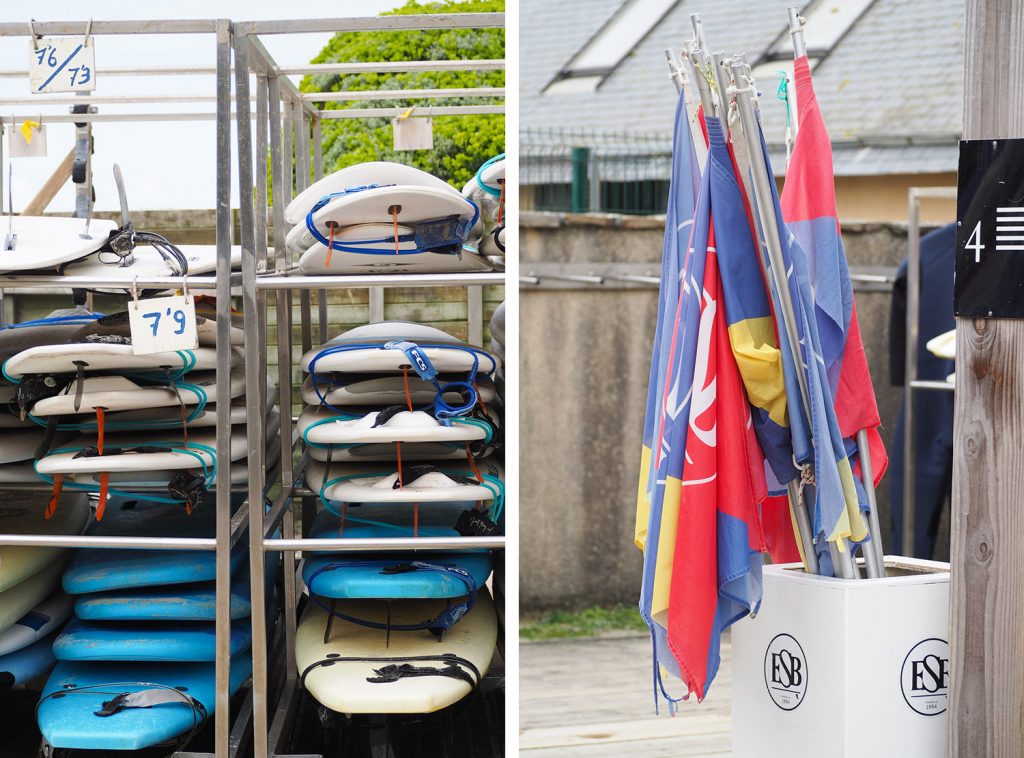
[299,652,482,692]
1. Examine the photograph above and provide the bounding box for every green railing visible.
[520,127,673,216]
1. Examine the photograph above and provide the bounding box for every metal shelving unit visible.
[901,186,957,557]
[0,19,247,758]
[231,15,506,757]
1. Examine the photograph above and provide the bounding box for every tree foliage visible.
[301,0,505,189]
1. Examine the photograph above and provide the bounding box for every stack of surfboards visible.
[0,491,91,693]
[286,161,492,275]
[0,310,280,512]
[463,154,505,266]
[296,320,504,715]
[36,498,253,751]
[1,215,242,283]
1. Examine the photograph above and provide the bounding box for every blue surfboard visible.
[0,631,58,691]
[53,618,252,662]
[74,578,251,622]
[37,656,252,750]
[63,495,245,594]
[302,510,491,600]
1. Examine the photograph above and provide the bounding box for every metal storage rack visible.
[901,186,957,556]
[0,18,251,758]
[230,15,506,757]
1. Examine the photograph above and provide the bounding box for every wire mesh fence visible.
[520,127,673,216]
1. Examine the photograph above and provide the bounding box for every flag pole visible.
[665,49,685,95]
[785,7,886,578]
[729,61,859,580]
[686,50,717,119]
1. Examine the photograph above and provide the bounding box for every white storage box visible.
[732,557,949,758]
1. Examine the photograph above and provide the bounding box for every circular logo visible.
[900,638,949,716]
[763,633,807,711]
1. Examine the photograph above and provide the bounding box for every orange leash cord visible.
[325,222,337,269]
[463,442,485,512]
[96,407,108,521]
[45,473,64,520]
[391,206,401,255]
[399,370,419,536]
[496,178,505,225]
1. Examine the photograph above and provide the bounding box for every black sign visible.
[955,138,1024,317]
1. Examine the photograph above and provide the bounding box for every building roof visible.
[520,0,964,176]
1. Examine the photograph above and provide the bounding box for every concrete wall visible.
[520,211,926,612]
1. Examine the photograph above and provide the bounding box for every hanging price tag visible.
[9,120,47,158]
[28,37,96,94]
[128,294,199,355]
[393,115,433,151]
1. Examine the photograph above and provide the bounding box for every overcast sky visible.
[0,1,402,212]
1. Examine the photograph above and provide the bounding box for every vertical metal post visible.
[732,63,859,577]
[312,115,328,344]
[233,32,269,758]
[294,103,313,357]
[256,74,270,427]
[212,18,233,758]
[369,288,385,322]
[903,189,920,556]
[570,146,589,213]
[468,285,484,346]
[587,152,601,212]
[268,73,299,755]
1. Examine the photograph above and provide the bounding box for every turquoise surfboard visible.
[74,578,251,622]
[37,656,252,750]
[302,510,491,600]
[53,618,252,662]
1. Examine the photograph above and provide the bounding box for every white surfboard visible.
[0,216,119,272]
[35,417,273,476]
[298,405,490,446]
[0,492,91,594]
[297,239,493,275]
[287,186,477,253]
[307,441,477,464]
[30,370,247,417]
[4,344,238,379]
[62,244,243,280]
[479,158,505,190]
[284,162,461,226]
[98,384,276,429]
[0,560,67,635]
[301,323,498,375]
[295,589,497,715]
[301,374,495,408]
[306,458,503,504]
[63,311,244,348]
[0,590,73,656]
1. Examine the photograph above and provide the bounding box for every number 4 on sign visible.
[965,221,984,263]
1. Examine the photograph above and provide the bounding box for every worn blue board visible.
[74,578,251,621]
[303,511,491,600]
[53,618,252,662]
[37,656,252,750]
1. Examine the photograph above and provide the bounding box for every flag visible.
[754,118,868,563]
[781,55,888,490]
[634,89,702,703]
[703,114,804,565]
[666,217,768,701]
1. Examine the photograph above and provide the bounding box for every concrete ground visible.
[519,633,732,756]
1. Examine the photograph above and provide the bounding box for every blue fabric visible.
[889,223,956,558]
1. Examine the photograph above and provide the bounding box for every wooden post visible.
[22,148,74,216]
[949,1,1024,755]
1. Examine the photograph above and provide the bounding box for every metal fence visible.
[520,127,673,215]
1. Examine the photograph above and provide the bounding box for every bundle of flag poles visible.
[634,8,888,709]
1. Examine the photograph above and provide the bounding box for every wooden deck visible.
[520,632,732,756]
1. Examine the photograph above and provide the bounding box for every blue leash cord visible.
[303,186,479,256]
[0,313,104,330]
[307,560,478,634]
[474,154,505,197]
[306,341,496,420]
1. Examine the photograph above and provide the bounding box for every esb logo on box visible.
[900,638,949,716]
[763,633,807,711]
